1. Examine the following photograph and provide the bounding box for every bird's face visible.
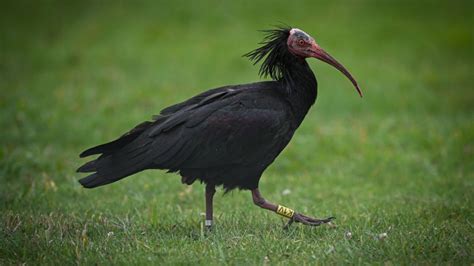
[287,28,362,97]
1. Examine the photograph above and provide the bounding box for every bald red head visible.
[287,28,363,97]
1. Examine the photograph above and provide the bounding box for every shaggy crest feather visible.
[243,27,292,81]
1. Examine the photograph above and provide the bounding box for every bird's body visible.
[79,50,317,192]
[78,27,361,227]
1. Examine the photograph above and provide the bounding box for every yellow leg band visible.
[276,205,295,218]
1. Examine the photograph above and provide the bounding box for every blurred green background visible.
[1,0,473,264]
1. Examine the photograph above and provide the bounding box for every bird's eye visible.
[298,39,305,46]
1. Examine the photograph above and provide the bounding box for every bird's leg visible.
[251,188,334,228]
[205,184,216,229]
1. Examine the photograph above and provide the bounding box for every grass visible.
[1,0,473,264]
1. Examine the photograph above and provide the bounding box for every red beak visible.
[310,43,363,97]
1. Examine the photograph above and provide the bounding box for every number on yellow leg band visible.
[276,205,295,218]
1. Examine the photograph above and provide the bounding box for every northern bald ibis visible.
[78,27,362,228]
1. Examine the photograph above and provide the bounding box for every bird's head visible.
[245,27,362,97]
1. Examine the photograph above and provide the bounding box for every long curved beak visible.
[309,43,363,97]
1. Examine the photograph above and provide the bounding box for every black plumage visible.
[78,27,361,227]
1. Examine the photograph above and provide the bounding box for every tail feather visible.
[80,121,153,158]
[78,173,102,188]
[77,151,149,189]
[77,159,98,173]
[77,121,155,188]
[79,173,123,188]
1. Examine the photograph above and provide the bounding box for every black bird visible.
[78,27,362,228]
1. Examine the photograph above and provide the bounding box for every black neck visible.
[279,59,318,125]
[243,27,318,124]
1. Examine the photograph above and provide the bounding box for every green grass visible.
[1,0,473,264]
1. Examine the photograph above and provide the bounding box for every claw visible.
[284,213,335,228]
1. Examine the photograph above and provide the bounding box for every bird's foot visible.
[284,213,334,229]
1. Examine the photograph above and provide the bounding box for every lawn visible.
[1,0,473,264]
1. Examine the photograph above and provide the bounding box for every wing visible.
[79,84,244,158]
[146,86,293,171]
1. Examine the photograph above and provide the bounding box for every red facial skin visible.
[287,28,363,97]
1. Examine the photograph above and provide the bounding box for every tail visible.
[77,121,154,188]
